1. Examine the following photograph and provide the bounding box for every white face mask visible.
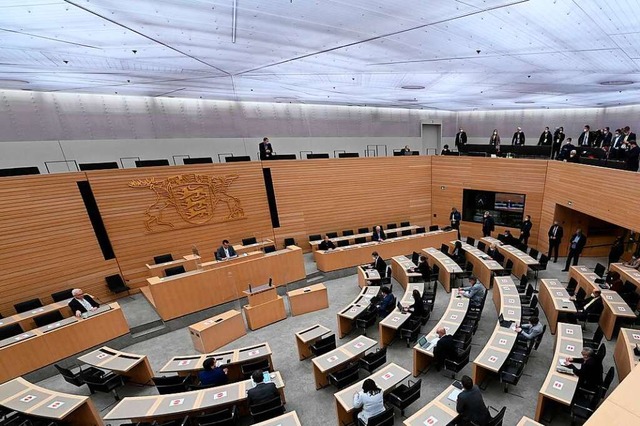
[590,293,595,298]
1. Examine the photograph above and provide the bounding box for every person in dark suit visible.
[547,221,564,263]
[486,243,498,259]
[450,240,465,266]
[563,347,603,392]
[611,129,624,160]
[404,289,426,321]
[557,138,575,161]
[601,127,612,147]
[551,127,565,159]
[608,236,625,265]
[456,375,491,426]
[489,129,500,151]
[455,128,467,149]
[369,251,387,276]
[450,207,462,239]
[578,125,594,147]
[433,327,456,371]
[482,211,495,237]
[519,215,532,245]
[411,255,430,281]
[69,289,100,318]
[623,126,637,146]
[258,137,273,160]
[538,127,552,146]
[376,286,395,317]
[502,230,518,246]
[563,229,587,271]
[216,239,237,260]
[572,290,604,321]
[198,358,228,387]
[247,370,280,406]
[318,235,336,251]
[511,127,525,146]
[441,144,452,155]
[371,225,386,242]
[625,140,639,172]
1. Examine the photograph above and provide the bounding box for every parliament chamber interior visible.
[2,1,640,426]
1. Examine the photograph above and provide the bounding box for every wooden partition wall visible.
[267,157,432,250]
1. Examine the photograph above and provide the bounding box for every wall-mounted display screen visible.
[462,189,526,228]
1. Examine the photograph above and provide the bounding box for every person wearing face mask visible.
[455,128,467,150]
[570,289,603,321]
[557,138,575,161]
[538,127,552,146]
[519,215,533,246]
[610,128,624,160]
[551,127,565,159]
[601,127,612,147]
[511,127,525,146]
[578,125,594,147]
[489,129,500,152]
[562,228,587,271]
[482,211,495,237]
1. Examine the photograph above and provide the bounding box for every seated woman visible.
[403,289,426,319]
[450,241,466,265]
[353,379,385,425]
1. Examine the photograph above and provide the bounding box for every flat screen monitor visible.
[183,157,213,164]
[462,189,526,228]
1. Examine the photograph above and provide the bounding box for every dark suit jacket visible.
[372,229,386,242]
[569,233,587,253]
[456,385,491,426]
[602,132,612,147]
[548,224,564,242]
[611,135,624,149]
[538,131,552,145]
[511,131,525,145]
[319,240,336,250]
[482,216,495,233]
[68,295,99,314]
[626,145,640,171]
[371,256,387,276]
[259,142,273,160]
[415,261,430,280]
[216,245,237,260]
[449,211,461,227]
[433,334,456,366]
[520,220,532,237]
[578,131,594,146]
[455,132,467,147]
[558,143,575,160]
[569,357,603,391]
[377,293,395,316]
[486,248,498,259]
[579,296,604,315]
[553,131,565,146]
[247,382,279,406]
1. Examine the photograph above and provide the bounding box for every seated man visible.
[318,234,336,251]
[502,230,518,246]
[441,144,451,155]
[456,375,491,426]
[515,316,543,341]
[216,239,237,260]
[371,225,386,242]
[563,347,603,392]
[368,251,387,276]
[571,289,603,321]
[198,358,228,387]
[376,286,395,317]
[432,327,455,371]
[411,255,430,281]
[458,276,485,308]
[486,243,498,259]
[247,370,280,406]
[68,288,99,318]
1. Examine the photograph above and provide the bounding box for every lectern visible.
[242,282,287,330]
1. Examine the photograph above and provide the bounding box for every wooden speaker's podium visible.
[242,283,287,330]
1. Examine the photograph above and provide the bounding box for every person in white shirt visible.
[68,288,99,318]
[353,378,385,425]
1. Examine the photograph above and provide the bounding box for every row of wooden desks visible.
[295,324,332,360]
[314,230,456,272]
[538,279,577,334]
[423,247,462,292]
[145,246,306,321]
[378,279,424,347]
[78,346,154,385]
[309,226,419,251]
[403,382,459,426]
[453,241,504,289]
[0,303,129,383]
[569,265,636,340]
[390,255,422,288]
[584,363,640,425]
[412,293,470,376]
[312,335,376,389]
[146,254,201,277]
[337,286,380,338]
[481,237,539,278]
[535,322,583,422]
[610,262,640,291]
[0,299,75,333]
[472,276,520,385]
[613,328,640,382]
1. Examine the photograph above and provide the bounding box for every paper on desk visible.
[447,388,462,402]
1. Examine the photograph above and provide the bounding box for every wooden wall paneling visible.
[0,173,120,317]
[267,157,432,251]
[86,163,275,288]
[431,157,548,249]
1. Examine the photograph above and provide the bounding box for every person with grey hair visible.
[68,288,99,318]
[563,347,603,391]
[458,276,485,308]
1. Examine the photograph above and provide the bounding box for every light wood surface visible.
[613,328,640,382]
[336,286,381,338]
[585,363,640,425]
[610,263,640,301]
[77,346,154,385]
[146,254,200,277]
[481,237,539,279]
[451,240,504,289]
[0,302,129,383]
[188,310,246,353]
[287,283,329,316]
[311,335,376,389]
[295,324,331,360]
[233,239,274,255]
[403,383,459,426]
[423,247,462,292]
[0,298,73,333]
[378,280,423,347]
[243,296,287,331]
[538,279,577,334]
[517,417,543,426]
[253,411,301,426]
[391,255,422,289]
[310,226,419,251]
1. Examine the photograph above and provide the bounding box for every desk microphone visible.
[248,284,252,293]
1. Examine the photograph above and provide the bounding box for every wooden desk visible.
[243,285,287,331]
[311,335,376,389]
[188,310,246,353]
[295,324,331,360]
[200,250,263,270]
[391,256,422,289]
[0,377,103,426]
[538,279,577,334]
[337,286,380,338]
[423,247,463,293]
[309,226,419,251]
[146,246,305,321]
[0,298,74,333]
[610,263,640,298]
[378,281,423,347]
[482,237,539,278]
[314,230,456,272]
[517,417,543,426]
[357,266,381,288]
[254,411,301,426]
[585,363,640,425]
[287,284,329,316]
[233,239,275,255]
[614,328,640,382]
[473,276,520,385]
[104,371,285,422]
[452,241,504,289]
[535,323,582,422]
[78,346,154,385]
[413,292,469,376]
[0,302,129,383]
[569,266,636,340]
[159,342,273,382]
[403,384,459,426]
[334,363,410,426]
[146,254,200,277]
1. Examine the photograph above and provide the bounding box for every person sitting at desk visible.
[623,255,640,270]
[318,234,336,251]
[486,243,498,259]
[606,271,624,293]
[198,358,228,387]
[458,276,485,308]
[247,370,279,405]
[411,255,430,280]
[368,251,387,276]
[216,239,237,260]
[69,288,99,318]
[352,378,385,426]
[571,289,603,321]
[563,347,603,392]
[432,327,455,371]
[456,375,491,426]
[501,230,518,246]
[450,241,465,265]
[372,225,386,242]
[515,316,543,341]
[376,286,395,317]
[441,144,451,155]
[402,289,425,319]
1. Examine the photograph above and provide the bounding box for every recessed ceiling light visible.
[397,98,418,102]
[0,79,29,84]
[599,80,634,86]
[401,85,425,90]
[515,101,535,104]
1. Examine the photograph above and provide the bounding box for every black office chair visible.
[106,274,130,295]
[415,227,426,234]
[153,254,173,264]
[54,364,103,388]
[595,343,606,362]
[386,232,398,238]
[337,240,349,247]
[153,375,191,394]
[343,230,354,236]
[566,277,578,295]
[503,259,514,276]
[355,237,367,244]
[443,345,471,379]
[583,326,604,349]
[264,245,277,253]
[326,232,338,239]
[477,241,487,252]
[386,379,421,417]
[154,416,191,426]
[358,227,369,234]
[466,236,475,246]
[164,265,186,276]
[13,298,43,314]
[240,358,271,379]
[358,348,387,373]
[310,334,336,356]
[429,225,439,231]
[530,255,548,280]
[355,305,378,336]
[520,284,535,305]
[328,363,360,389]
[242,237,257,246]
[401,229,412,236]
[33,311,64,328]
[283,237,296,247]
[399,319,422,348]
[440,244,449,255]
[50,289,74,302]
[570,386,603,424]
[387,223,397,229]
[191,406,238,426]
[309,234,321,242]
[360,406,394,426]
[485,406,507,426]
[81,369,125,401]
[400,221,410,227]
[249,396,284,423]
[0,323,24,341]
[499,358,526,393]
[494,251,505,264]
[528,248,539,260]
